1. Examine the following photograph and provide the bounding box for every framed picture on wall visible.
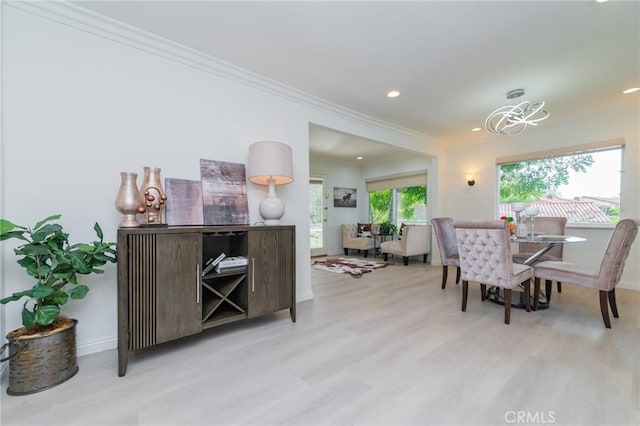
[333,187,357,208]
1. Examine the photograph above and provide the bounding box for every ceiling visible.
[73,0,639,159]
[308,124,420,165]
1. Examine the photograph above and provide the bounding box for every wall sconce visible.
[466,174,476,186]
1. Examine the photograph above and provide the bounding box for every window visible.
[497,143,623,224]
[366,171,427,226]
[368,186,428,225]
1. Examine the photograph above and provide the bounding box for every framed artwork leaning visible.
[200,159,250,225]
[164,178,204,226]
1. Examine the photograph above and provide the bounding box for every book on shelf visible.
[201,253,226,276]
[214,265,248,274]
[217,256,248,268]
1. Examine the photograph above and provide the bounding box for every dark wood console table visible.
[116,225,296,376]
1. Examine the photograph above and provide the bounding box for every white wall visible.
[0,3,432,355]
[438,107,640,289]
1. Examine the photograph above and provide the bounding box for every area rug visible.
[312,257,393,278]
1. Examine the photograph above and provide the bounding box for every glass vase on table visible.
[524,205,540,239]
[511,202,528,237]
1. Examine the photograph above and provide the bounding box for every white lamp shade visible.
[248,141,294,185]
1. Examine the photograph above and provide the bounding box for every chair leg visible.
[523,280,531,312]
[599,290,612,329]
[441,266,448,289]
[344,248,349,255]
[557,282,562,293]
[504,289,512,324]
[461,280,468,312]
[363,250,368,258]
[608,288,619,318]
[455,266,461,284]
[545,280,553,303]
[423,254,427,263]
[403,256,409,266]
[533,278,541,311]
[383,253,388,261]
[480,284,486,301]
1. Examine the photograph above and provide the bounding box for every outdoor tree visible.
[368,186,427,223]
[369,189,392,223]
[399,186,427,220]
[309,183,323,225]
[500,155,594,202]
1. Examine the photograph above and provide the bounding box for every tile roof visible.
[500,200,611,223]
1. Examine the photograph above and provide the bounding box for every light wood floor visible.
[2,257,639,426]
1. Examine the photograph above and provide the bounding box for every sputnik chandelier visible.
[485,88,549,135]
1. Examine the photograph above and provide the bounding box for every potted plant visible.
[378,220,398,236]
[0,214,117,395]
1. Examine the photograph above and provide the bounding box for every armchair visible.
[380,224,431,265]
[342,223,379,257]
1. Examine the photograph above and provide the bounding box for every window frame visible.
[496,139,624,227]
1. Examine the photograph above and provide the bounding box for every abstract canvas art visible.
[200,159,249,225]
[164,178,204,226]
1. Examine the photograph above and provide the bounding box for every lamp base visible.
[259,195,284,226]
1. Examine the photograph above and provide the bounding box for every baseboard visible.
[296,289,314,303]
[618,280,640,291]
[78,336,117,357]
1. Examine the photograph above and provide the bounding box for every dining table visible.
[486,234,586,309]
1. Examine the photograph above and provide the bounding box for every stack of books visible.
[201,253,226,276]
[215,256,248,274]
[202,254,249,275]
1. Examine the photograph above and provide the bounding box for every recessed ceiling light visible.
[596,0,608,3]
[356,156,364,160]
[623,87,639,94]
[471,127,482,132]
[386,90,400,98]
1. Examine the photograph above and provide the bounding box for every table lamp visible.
[248,141,294,225]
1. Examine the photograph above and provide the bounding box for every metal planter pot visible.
[2,319,79,395]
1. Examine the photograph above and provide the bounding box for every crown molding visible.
[7,0,433,142]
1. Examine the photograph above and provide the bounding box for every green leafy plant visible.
[378,220,398,235]
[0,215,117,329]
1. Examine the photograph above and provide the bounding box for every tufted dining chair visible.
[513,216,567,299]
[431,217,460,289]
[454,220,533,324]
[532,218,639,328]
